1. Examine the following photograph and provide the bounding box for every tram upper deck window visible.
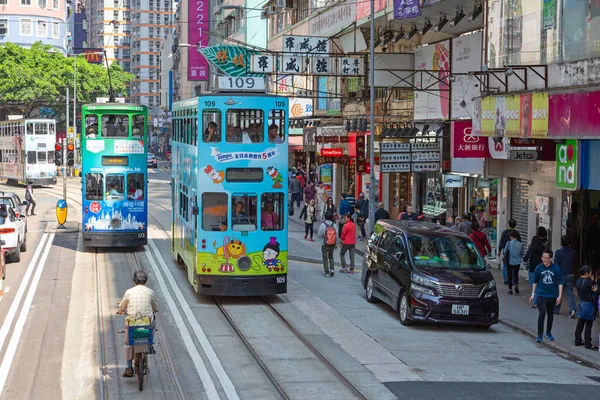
[102,115,129,138]
[202,193,228,231]
[268,110,285,144]
[85,173,104,200]
[86,115,99,138]
[26,123,33,135]
[132,115,145,138]
[34,123,47,135]
[225,109,264,143]
[232,194,257,231]
[202,110,221,143]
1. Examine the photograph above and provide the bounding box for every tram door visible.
[171,178,175,251]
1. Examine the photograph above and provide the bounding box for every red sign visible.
[489,196,498,216]
[320,148,344,157]
[549,91,600,138]
[90,202,101,213]
[451,121,491,158]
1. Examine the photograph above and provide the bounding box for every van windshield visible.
[407,234,485,270]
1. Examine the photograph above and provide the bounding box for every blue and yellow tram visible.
[80,103,149,247]
[171,94,289,296]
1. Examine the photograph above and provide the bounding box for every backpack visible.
[324,222,337,246]
[356,212,366,224]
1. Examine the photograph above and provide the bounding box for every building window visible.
[0,19,7,37]
[52,22,59,38]
[53,0,58,8]
[21,0,31,5]
[36,20,47,37]
[0,0,7,5]
[38,0,46,7]
[21,19,32,36]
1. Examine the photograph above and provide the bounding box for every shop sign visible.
[531,92,549,138]
[451,121,491,158]
[476,93,548,138]
[282,35,330,54]
[534,196,551,215]
[381,142,411,153]
[412,162,440,172]
[320,148,343,157]
[443,174,464,188]
[489,196,498,216]
[556,139,579,190]
[508,150,539,161]
[411,142,440,151]
[381,153,411,163]
[412,152,440,162]
[355,132,366,173]
[394,0,422,19]
[510,138,538,146]
[289,98,313,118]
[381,163,411,173]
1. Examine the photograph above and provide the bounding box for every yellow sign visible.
[505,95,521,137]
[480,96,495,137]
[531,92,549,138]
[68,127,74,134]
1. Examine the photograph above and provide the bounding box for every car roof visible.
[376,220,468,238]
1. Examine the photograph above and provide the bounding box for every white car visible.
[0,204,27,263]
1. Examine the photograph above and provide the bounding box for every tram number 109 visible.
[217,77,265,91]
[276,276,286,285]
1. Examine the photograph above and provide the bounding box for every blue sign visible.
[394,0,422,19]
[581,140,600,190]
[317,77,327,110]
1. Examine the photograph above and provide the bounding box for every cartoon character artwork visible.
[266,166,283,189]
[213,236,246,272]
[261,237,283,272]
[204,165,225,184]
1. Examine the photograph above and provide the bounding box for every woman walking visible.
[300,199,317,241]
[25,183,36,216]
[575,265,598,349]
[322,197,338,222]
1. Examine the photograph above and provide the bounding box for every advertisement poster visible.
[504,95,520,137]
[317,77,327,110]
[413,41,450,120]
[543,0,556,30]
[320,164,333,198]
[188,0,209,81]
[520,93,532,138]
[451,31,483,119]
[480,96,495,136]
[531,92,549,138]
[451,120,491,158]
[562,0,587,62]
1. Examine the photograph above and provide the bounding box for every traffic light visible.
[54,143,63,166]
[66,143,75,167]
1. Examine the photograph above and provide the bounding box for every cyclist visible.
[116,270,158,378]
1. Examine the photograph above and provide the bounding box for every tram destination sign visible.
[217,77,266,92]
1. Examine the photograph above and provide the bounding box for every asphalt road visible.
[0,169,598,399]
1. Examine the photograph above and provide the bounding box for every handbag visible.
[577,279,597,321]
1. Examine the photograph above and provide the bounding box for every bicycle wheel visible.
[136,353,144,391]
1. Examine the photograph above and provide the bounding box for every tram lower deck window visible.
[232,194,257,231]
[85,173,104,200]
[202,193,228,231]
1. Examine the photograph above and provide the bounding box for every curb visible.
[289,255,322,264]
[499,318,600,370]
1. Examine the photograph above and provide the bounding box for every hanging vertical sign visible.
[188,0,209,81]
[356,132,366,173]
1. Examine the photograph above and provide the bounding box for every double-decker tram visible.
[0,119,57,186]
[171,88,289,296]
[80,103,148,247]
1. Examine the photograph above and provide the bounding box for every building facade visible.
[0,0,70,53]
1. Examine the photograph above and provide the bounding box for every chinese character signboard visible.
[339,57,364,76]
[289,98,314,118]
[312,57,332,74]
[380,140,441,173]
[355,132,366,173]
[393,0,422,19]
[200,45,262,77]
[188,0,209,81]
[282,35,330,54]
[556,139,579,190]
[308,1,355,37]
[451,121,491,158]
[281,55,304,74]
[250,54,275,73]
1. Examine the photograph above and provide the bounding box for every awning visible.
[289,135,303,151]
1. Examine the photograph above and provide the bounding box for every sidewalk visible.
[287,211,600,370]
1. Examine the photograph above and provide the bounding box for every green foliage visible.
[0,41,133,118]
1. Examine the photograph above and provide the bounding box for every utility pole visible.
[368,0,376,231]
[64,88,69,202]
[73,56,77,177]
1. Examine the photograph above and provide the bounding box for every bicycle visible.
[118,312,156,391]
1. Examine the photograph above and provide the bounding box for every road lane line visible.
[143,246,220,400]
[0,233,55,395]
[148,238,240,400]
[0,233,48,354]
[5,287,10,293]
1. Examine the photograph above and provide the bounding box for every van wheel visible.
[398,291,413,326]
[9,245,21,263]
[365,274,378,303]
[19,234,27,253]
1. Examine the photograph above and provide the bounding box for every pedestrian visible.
[553,235,577,317]
[451,216,462,231]
[322,197,338,221]
[289,174,302,208]
[574,265,598,349]
[315,181,326,217]
[25,183,36,216]
[303,180,316,204]
[338,193,355,238]
[356,193,369,238]
[374,202,390,224]
[457,214,472,235]
[339,213,356,274]
[317,211,338,277]
[399,204,419,221]
[524,226,549,308]
[299,198,317,241]
[498,219,521,285]
[469,221,492,257]
[504,230,523,295]
[468,205,477,223]
[353,205,367,240]
[530,250,563,343]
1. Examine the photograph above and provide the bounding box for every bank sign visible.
[556,139,579,190]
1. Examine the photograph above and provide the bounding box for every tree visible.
[0,41,133,120]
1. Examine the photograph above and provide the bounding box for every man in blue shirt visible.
[530,250,563,343]
[338,193,355,238]
[553,235,578,317]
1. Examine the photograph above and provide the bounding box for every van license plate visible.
[452,305,469,315]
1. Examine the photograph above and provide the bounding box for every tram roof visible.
[82,103,147,110]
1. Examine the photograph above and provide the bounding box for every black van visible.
[361,221,499,328]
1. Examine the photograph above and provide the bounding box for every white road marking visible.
[0,233,55,395]
[0,233,49,354]
[143,246,220,400]
[148,238,240,400]
[4,287,10,293]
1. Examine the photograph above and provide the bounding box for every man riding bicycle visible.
[116,270,158,378]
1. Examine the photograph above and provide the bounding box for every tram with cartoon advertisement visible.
[0,119,58,186]
[80,103,149,247]
[171,78,288,296]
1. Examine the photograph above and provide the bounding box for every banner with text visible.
[476,92,548,138]
[414,41,450,120]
